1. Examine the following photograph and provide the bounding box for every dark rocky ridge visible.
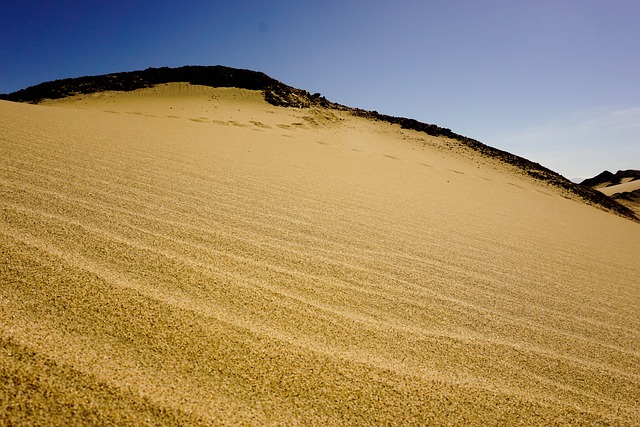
[0,65,334,109]
[581,170,640,188]
[612,189,640,203]
[2,65,637,221]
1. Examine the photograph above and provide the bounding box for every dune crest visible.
[1,85,639,425]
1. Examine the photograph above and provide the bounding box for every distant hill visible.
[1,65,637,221]
[581,169,640,216]
[580,169,640,188]
[613,189,640,203]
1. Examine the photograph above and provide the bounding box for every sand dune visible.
[1,84,639,426]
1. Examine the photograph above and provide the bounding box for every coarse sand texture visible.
[1,84,639,426]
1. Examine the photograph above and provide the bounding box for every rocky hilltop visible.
[2,65,636,221]
[581,169,640,188]
[581,169,640,217]
[0,65,333,109]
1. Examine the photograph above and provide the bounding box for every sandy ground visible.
[1,84,639,426]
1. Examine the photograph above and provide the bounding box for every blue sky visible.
[1,0,638,179]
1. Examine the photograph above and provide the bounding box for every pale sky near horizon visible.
[1,0,638,180]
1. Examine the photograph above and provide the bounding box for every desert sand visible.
[1,83,639,426]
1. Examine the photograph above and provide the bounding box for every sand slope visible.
[1,84,639,426]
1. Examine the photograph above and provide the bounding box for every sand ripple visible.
[1,92,639,425]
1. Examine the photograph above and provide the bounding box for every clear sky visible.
[1,0,638,180]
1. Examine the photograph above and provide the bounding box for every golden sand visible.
[1,84,639,425]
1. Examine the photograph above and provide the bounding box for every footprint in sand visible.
[228,121,249,128]
[250,121,272,129]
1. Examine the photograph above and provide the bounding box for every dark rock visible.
[612,189,640,202]
[0,65,340,109]
[580,171,615,188]
[581,170,640,188]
